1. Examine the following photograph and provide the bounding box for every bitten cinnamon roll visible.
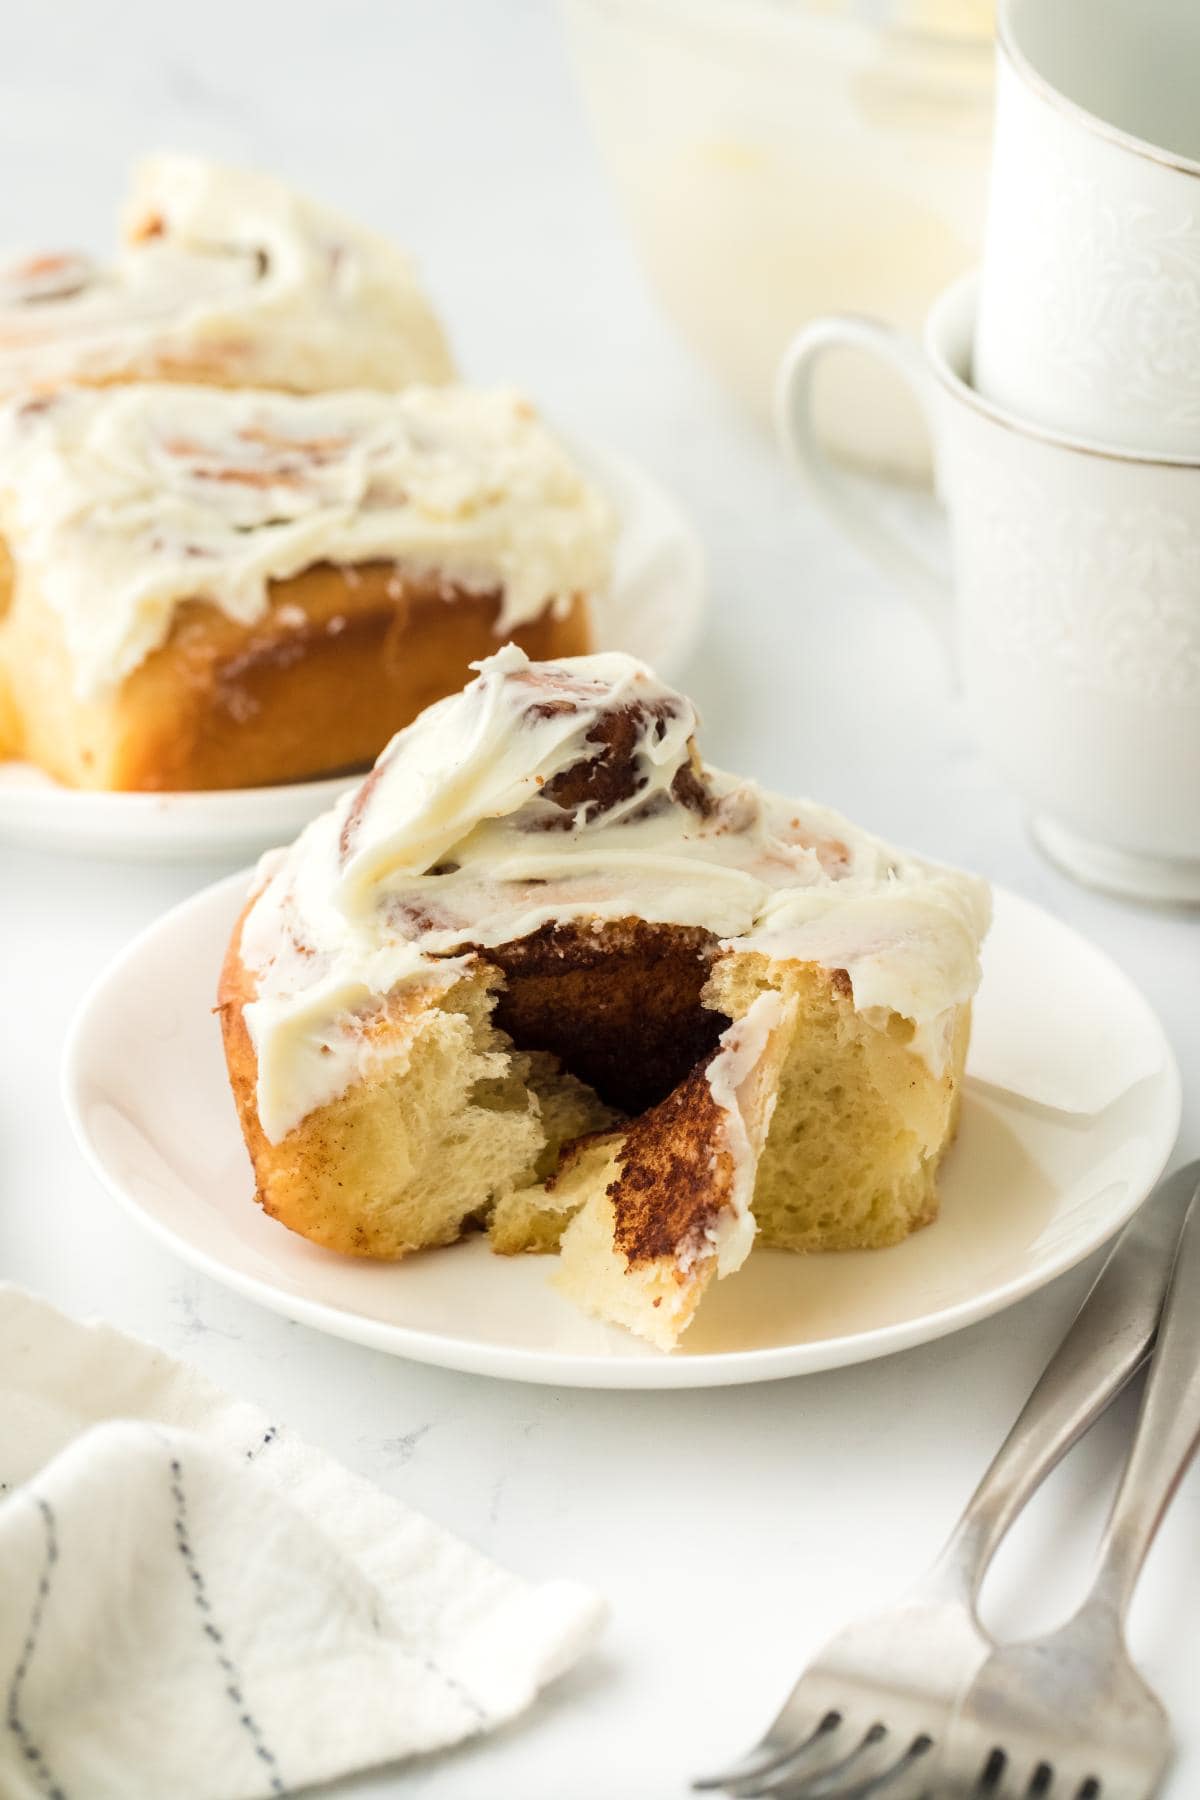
[219,647,990,1350]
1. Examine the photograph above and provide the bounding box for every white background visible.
[2,4,1198,1796]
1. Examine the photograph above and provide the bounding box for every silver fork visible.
[941,1162,1200,1800]
[693,1162,1198,1800]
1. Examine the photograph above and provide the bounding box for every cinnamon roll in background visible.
[0,383,609,790]
[0,155,453,396]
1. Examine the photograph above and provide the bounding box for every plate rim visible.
[61,872,1182,1390]
[0,437,705,857]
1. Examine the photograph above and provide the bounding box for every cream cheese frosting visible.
[0,155,453,396]
[238,645,991,1142]
[694,989,794,1280]
[0,384,614,696]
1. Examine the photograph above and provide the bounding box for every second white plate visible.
[0,438,705,861]
[63,877,1180,1388]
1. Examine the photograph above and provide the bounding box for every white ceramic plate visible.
[63,878,1173,1382]
[0,440,705,861]
[63,877,1180,1390]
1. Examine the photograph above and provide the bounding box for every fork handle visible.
[1084,1173,1200,1621]
[932,1163,1199,1601]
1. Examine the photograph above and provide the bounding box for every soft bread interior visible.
[223,913,968,1349]
[222,962,541,1256]
[703,954,968,1253]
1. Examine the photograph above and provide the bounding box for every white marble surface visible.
[2,4,1198,1796]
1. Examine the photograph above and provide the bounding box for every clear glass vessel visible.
[563,0,995,477]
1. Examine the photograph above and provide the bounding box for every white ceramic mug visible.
[974,0,1200,456]
[776,274,1200,905]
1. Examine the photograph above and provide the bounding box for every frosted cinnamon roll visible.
[0,386,610,790]
[0,155,452,397]
[219,646,990,1350]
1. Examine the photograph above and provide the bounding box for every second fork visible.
[695,1163,1197,1800]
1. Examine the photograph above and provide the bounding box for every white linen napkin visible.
[0,1285,605,1800]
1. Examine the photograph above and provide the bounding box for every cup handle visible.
[775,315,955,668]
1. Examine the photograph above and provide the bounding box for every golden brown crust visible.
[0,558,591,790]
[222,896,563,1258]
[219,897,467,1252]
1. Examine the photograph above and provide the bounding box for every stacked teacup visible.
[777,0,1200,905]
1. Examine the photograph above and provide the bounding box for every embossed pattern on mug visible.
[948,449,1200,704]
[974,43,1200,453]
[1029,174,1200,427]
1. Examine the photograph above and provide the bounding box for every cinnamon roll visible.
[0,385,609,790]
[219,647,990,1350]
[0,155,452,396]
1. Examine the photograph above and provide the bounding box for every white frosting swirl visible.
[0,385,613,695]
[239,646,991,1142]
[0,155,453,395]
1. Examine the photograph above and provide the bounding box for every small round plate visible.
[62,876,1180,1389]
[0,438,705,861]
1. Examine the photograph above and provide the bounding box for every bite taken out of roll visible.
[219,645,990,1350]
